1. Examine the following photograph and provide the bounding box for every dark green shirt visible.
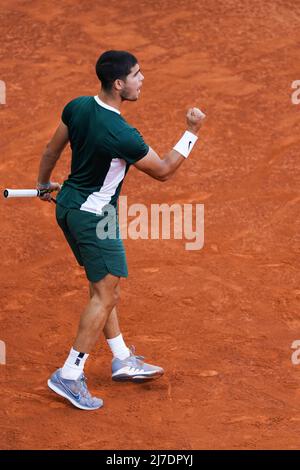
[56,95,149,213]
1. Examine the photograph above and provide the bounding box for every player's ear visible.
[114,78,124,91]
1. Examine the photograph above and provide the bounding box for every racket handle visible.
[3,189,40,198]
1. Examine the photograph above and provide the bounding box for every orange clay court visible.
[0,0,300,450]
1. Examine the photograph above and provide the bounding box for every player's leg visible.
[89,282,121,339]
[73,274,120,352]
[89,282,165,382]
[48,273,120,410]
[103,306,121,339]
[89,281,130,358]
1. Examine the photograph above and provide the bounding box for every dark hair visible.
[95,50,138,92]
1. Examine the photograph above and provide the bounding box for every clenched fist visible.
[186,107,206,134]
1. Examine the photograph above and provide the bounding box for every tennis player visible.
[37,50,205,410]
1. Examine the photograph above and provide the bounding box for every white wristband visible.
[173,130,198,158]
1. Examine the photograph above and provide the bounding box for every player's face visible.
[120,63,144,101]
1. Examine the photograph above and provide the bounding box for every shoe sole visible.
[47,380,103,411]
[112,370,164,382]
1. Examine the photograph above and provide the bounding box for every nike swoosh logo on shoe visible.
[58,378,81,400]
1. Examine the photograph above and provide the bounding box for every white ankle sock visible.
[61,347,89,380]
[107,334,130,360]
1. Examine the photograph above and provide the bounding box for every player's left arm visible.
[37,120,69,200]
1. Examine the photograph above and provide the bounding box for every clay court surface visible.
[0,0,300,450]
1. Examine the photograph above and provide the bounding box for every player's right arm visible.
[134,107,205,182]
[36,120,69,201]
